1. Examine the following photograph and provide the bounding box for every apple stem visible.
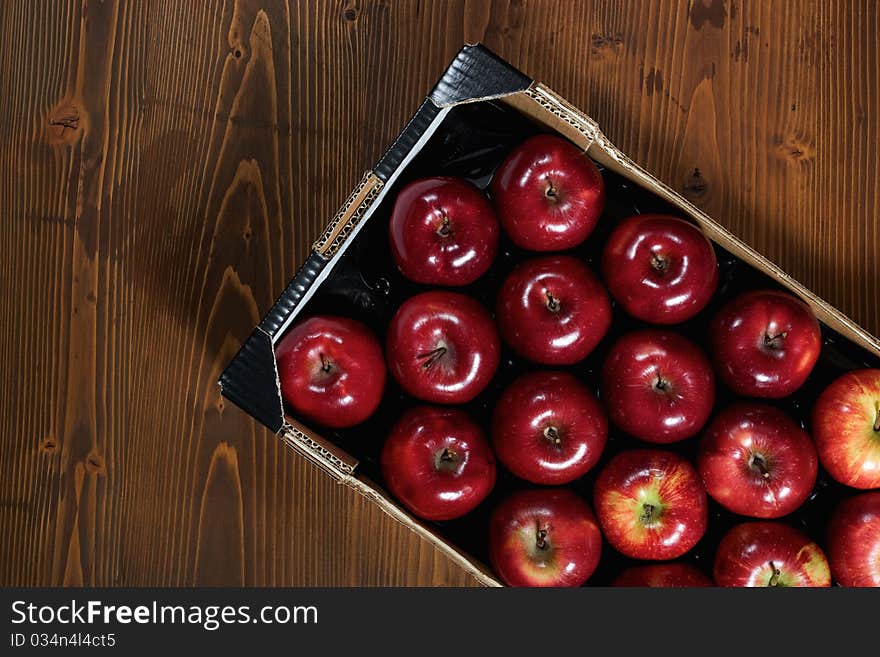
[749,453,771,479]
[436,212,452,238]
[319,353,333,374]
[654,375,668,392]
[873,406,880,432]
[763,331,788,350]
[543,426,562,446]
[535,528,548,550]
[545,291,561,313]
[544,176,558,200]
[650,251,669,272]
[767,561,781,587]
[417,346,447,369]
[440,448,456,463]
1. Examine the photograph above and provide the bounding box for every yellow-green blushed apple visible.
[594,449,707,560]
[714,522,830,587]
[812,369,880,489]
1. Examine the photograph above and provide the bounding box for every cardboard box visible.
[219,45,880,586]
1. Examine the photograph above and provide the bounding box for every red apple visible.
[714,522,831,587]
[386,291,500,404]
[381,406,496,521]
[593,449,708,560]
[489,488,602,587]
[601,214,718,324]
[600,330,715,443]
[811,369,880,489]
[827,491,880,587]
[389,177,499,286]
[612,563,713,587]
[492,371,607,485]
[491,134,605,251]
[496,255,611,365]
[276,315,386,428]
[710,289,821,398]
[698,403,818,518]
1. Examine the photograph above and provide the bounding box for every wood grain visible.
[1,0,877,586]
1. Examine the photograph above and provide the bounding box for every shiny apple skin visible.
[492,371,608,485]
[601,214,719,325]
[600,330,715,443]
[811,369,880,489]
[386,291,500,404]
[710,290,821,398]
[612,563,713,587]
[714,522,831,587]
[827,491,880,586]
[276,316,386,428]
[594,449,708,560]
[489,488,602,587]
[496,255,611,365]
[389,177,500,286]
[698,403,818,518]
[490,134,605,251]
[381,406,496,521]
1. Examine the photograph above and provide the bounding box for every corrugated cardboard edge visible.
[313,171,385,258]
[281,418,359,477]
[503,83,600,151]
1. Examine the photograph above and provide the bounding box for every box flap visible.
[375,44,531,182]
[429,43,531,107]
[219,328,285,432]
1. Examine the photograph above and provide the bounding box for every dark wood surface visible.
[1,0,877,586]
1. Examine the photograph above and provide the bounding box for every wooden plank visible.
[0,0,877,586]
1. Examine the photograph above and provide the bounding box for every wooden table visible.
[2,0,877,586]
